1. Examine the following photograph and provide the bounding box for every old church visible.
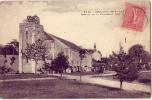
[19,15,101,73]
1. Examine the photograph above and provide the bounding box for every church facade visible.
[19,15,101,73]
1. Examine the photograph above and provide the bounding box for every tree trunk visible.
[77,66,80,72]
[22,55,23,73]
[52,70,53,77]
[120,80,123,89]
[80,70,81,82]
[35,61,38,74]
[60,69,63,79]
[79,60,82,82]
[61,72,62,78]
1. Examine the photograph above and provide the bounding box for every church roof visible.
[84,49,95,54]
[44,32,81,51]
[84,49,102,55]
[43,32,54,40]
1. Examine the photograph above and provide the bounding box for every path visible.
[54,74,151,93]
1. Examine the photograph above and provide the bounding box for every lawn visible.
[64,71,97,76]
[0,74,58,80]
[64,70,115,76]
[0,78,150,99]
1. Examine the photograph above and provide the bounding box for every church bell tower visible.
[19,15,44,73]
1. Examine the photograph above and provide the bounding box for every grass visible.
[0,74,58,80]
[64,71,97,76]
[0,78,150,99]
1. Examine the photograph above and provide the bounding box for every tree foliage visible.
[79,49,86,81]
[110,44,150,89]
[8,39,19,52]
[128,44,150,70]
[92,60,104,73]
[51,52,69,77]
[0,65,12,75]
[111,44,135,89]
[22,39,47,73]
[38,62,52,74]
[1,39,19,56]
[79,49,86,60]
[23,39,46,61]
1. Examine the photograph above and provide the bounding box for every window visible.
[26,31,28,39]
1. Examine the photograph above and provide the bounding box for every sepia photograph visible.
[0,0,151,99]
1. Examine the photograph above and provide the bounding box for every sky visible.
[0,0,150,57]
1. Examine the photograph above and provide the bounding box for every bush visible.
[138,71,151,83]
[138,79,151,83]
[0,65,12,75]
[99,67,104,73]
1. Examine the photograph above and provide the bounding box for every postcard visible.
[0,0,151,99]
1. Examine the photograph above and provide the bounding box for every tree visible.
[37,61,56,76]
[142,51,151,70]
[22,39,47,74]
[0,60,13,80]
[92,60,104,73]
[79,49,86,82]
[128,44,150,70]
[111,43,139,89]
[10,56,16,65]
[8,39,19,55]
[2,40,19,56]
[52,52,69,78]
[111,51,127,89]
[100,57,111,70]
[0,65,12,76]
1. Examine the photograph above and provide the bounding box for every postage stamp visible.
[122,3,146,31]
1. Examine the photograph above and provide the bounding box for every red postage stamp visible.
[122,3,146,31]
